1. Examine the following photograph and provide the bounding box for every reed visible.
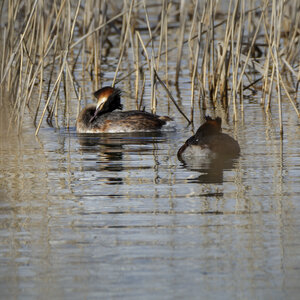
[0,0,299,135]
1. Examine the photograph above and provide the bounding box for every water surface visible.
[1,99,300,299]
[1,2,300,297]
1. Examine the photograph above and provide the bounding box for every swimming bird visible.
[76,86,173,133]
[177,116,240,161]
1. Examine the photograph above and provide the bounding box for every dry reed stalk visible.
[14,37,24,132]
[35,50,67,135]
[237,1,246,105]
[262,1,276,112]
[77,87,82,119]
[133,31,148,110]
[138,67,146,111]
[23,10,40,109]
[81,13,86,96]
[70,1,142,51]
[119,0,127,49]
[134,31,140,107]
[136,31,151,69]
[112,0,135,87]
[187,0,198,62]
[99,2,108,79]
[63,68,69,129]
[33,35,58,121]
[195,5,207,104]
[247,1,254,38]
[0,27,6,87]
[126,11,137,100]
[272,0,283,134]
[98,1,108,88]
[209,0,216,97]
[163,3,169,81]
[116,18,227,85]
[216,43,226,103]
[20,1,64,125]
[201,30,209,100]
[23,63,35,117]
[187,0,199,79]
[236,3,266,93]
[44,0,81,128]
[66,68,72,129]
[134,32,151,110]
[230,0,241,119]
[190,20,201,124]
[261,50,270,106]
[53,75,63,128]
[233,0,246,120]
[266,66,275,110]
[278,73,300,118]
[142,0,157,112]
[150,55,156,113]
[259,5,273,111]
[155,0,167,72]
[154,68,191,124]
[263,12,300,119]
[281,57,298,79]
[1,0,39,85]
[199,0,212,101]
[1,0,299,135]
[34,9,44,126]
[93,1,100,90]
[175,0,187,82]
[297,67,300,94]
[240,78,244,113]
[274,46,283,135]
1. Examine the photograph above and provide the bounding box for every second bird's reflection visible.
[180,156,239,184]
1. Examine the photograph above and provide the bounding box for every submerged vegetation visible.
[0,0,299,135]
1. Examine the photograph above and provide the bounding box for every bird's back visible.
[78,110,172,133]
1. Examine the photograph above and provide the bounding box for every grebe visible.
[177,116,240,161]
[76,86,173,133]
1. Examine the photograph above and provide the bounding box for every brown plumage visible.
[177,116,240,161]
[76,86,173,133]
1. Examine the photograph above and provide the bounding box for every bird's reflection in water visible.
[77,132,168,185]
[179,155,239,184]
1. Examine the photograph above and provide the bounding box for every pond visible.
[1,92,300,299]
[1,1,300,298]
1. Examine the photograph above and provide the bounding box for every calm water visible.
[1,96,300,299]
[1,2,300,298]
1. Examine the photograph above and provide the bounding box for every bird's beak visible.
[89,98,106,123]
[95,97,106,112]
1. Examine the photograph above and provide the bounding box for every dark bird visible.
[177,116,240,161]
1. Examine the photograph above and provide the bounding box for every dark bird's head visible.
[90,86,122,122]
[195,116,222,137]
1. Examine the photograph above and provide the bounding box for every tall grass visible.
[0,0,299,135]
